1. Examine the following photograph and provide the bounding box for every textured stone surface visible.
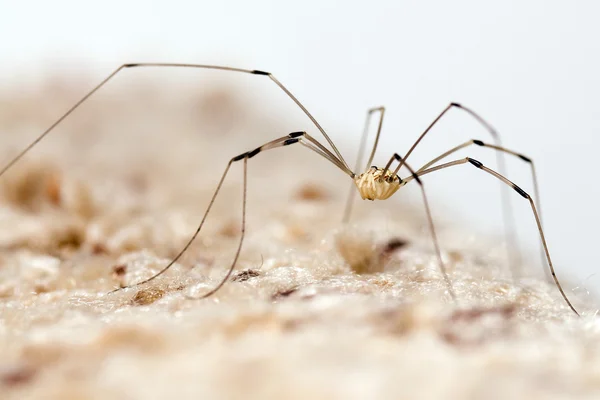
[0,82,597,400]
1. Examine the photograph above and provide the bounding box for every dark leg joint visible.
[467,157,484,169]
[450,102,462,108]
[283,138,299,146]
[368,106,385,113]
[288,131,305,138]
[247,147,261,158]
[518,154,532,163]
[232,152,249,162]
[252,70,271,76]
[123,63,138,68]
[473,139,485,146]
[391,153,419,183]
[512,184,530,199]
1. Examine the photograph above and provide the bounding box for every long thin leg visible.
[363,107,386,171]
[0,63,350,178]
[399,103,502,168]
[111,131,350,296]
[343,106,385,222]
[414,139,546,278]
[416,139,541,221]
[383,153,456,300]
[406,157,579,315]
[199,157,248,298]
[394,103,519,273]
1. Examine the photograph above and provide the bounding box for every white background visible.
[1,1,599,293]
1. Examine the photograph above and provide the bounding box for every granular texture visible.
[0,81,597,400]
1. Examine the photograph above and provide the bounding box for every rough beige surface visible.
[0,82,598,400]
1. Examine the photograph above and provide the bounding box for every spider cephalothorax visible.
[353,166,406,200]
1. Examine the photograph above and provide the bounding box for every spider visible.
[0,63,579,315]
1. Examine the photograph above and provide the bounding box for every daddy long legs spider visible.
[0,63,579,315]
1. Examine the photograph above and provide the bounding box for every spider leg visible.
[360,107,386,174]
[405,157,579,316]
[382,153,456,300]
[343,106,385,222]
[414,139,544,278]
[399,103,502,167]
[0,63,350,178]
[395,103,519,274]
[110,131,350,297]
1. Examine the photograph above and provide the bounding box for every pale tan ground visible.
[0,80,598,400]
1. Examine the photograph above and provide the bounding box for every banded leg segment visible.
[395,103,518,271]
[344,106,385,222]
[386,153,456,300]
[0,63,350,178]
[111,131,349,296]
[416,139,542,221]
[415,139,545,277]
[410,157,579,315]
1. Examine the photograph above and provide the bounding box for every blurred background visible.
[0,0,599,295]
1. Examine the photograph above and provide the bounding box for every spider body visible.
[353,166,404,201]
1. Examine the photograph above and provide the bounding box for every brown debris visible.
[1,365,37,387]
[271,287,298,301]
[447,250,464,263]
[112,264,127,278]
[336,231,409,274]
[131,287,166,306]
[376,305,436,337]
[335,230,377,274]
[0,162,61,212]
[449,303,517,323]
[45,172,62,206]
[219,220,240,238]
[55,227,85,251]
[32,282,52,294]
[294,183,330,201]
[379,237,408,258]
[441,304,517,347]
[91,243,109,255]
[232,269,260,282]
[0,162,96,220]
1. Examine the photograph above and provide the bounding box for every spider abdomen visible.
[354,167,401,201]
